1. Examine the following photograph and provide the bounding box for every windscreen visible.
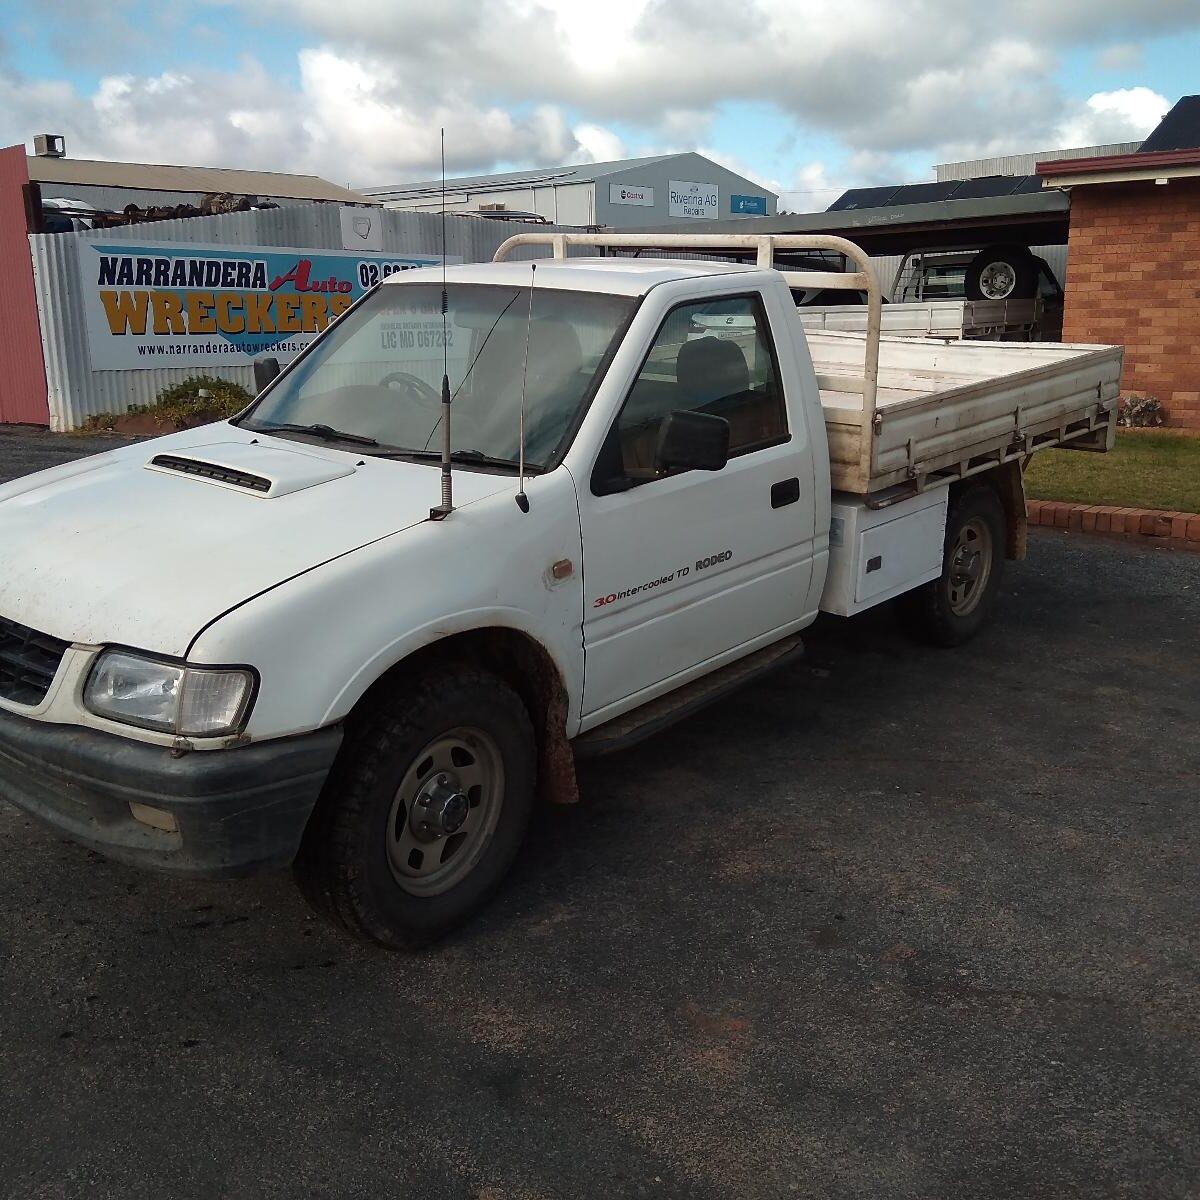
[240,282,635,470]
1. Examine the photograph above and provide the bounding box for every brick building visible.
[1038,97,1200,431]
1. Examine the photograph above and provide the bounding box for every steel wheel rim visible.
[385,726,504,896]
[947,517,993,616]
[979,262,1016,300]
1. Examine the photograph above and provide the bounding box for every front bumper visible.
[0,705,342,879]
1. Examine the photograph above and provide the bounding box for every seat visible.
[677,335,782,450]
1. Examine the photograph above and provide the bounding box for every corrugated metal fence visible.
[29,206,572,430]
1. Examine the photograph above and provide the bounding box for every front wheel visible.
[897,485,1006,647]
[294,664,536,949]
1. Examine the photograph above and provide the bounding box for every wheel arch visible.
[950,461,1027,561]
[333,624,580,805]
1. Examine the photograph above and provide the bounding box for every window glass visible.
[612,294,787,480]
[241,283,633,471]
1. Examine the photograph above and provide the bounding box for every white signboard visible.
[340,205,385,251]
[668,180,720,220]
[609,183,655,207]
[81,240,455,371]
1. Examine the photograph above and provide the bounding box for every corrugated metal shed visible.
[934,142,1141,181]
[30,204,572,430]
[26,155,375,205]
[0,146,50,423]
[365,153,779,227]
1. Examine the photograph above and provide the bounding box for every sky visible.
[2,0,1197,211]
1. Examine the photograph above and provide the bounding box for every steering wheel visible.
[380,371,487,446]
[380,371,440,408]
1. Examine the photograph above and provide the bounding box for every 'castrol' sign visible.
[668,180,719,220]
[608,183,654,207]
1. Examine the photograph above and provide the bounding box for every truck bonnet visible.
[0,426,514,657]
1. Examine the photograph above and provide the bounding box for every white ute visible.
[0,234,1121,948]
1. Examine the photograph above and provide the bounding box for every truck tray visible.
[811,331,1122,496]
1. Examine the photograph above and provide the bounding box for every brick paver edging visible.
[1027,500,1200,550]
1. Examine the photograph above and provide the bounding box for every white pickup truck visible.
[0,234,1120,948]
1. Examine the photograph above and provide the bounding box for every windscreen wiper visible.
[251,421,379,447]
[375,447,540,473]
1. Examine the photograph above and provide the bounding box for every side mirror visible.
[253,356,281,394]
[654,410,730,474]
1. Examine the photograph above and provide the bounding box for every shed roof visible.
[25,154,376,204]
[361,153,778,201]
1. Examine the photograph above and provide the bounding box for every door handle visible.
[771,477,800,508]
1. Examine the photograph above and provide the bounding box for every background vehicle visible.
[891,245,1065,340]
[39,196,98,233]
[0,233,1120,949]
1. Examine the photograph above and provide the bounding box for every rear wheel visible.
[294,663,536,949]
[898,485,1006,647]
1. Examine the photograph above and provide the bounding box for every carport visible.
[624,186,1069,262]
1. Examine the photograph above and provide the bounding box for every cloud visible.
[0,51,629,185]
[1,0,1193,199]
[1055,87,1170,149]
[569,125,628,165]
[233,0,1196,157]
[778,162,843,213]
[1096,42,1144,70]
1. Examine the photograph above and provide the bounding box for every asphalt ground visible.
[1,429,1197,1199]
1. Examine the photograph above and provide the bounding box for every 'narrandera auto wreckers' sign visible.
[81,241,454,370]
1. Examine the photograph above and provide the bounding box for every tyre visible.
[897,485,1006,647]
[964,245,1037,301]
[294,663,536,949]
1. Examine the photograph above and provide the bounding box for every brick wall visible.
[1061,178,1200,431]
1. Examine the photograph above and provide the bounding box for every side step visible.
[573,635,805,759]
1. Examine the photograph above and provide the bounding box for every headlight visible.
[84,650,255,736]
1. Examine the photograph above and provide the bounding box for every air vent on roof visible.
[33,133,65,158]
[150,454,272,493]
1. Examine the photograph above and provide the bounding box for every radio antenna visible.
[515,262,535,513]
[430,127,454,521]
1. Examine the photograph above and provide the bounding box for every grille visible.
[0,617,70,707]
[150,454,272,494]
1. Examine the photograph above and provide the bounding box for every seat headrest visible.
[676,336,750,402]
[529,318,583,381]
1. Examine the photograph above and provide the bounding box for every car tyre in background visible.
[897,484,1007,647]
[964,245,1038,301]
[294,663,536,949]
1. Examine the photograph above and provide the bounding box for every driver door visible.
[577,290,817,723]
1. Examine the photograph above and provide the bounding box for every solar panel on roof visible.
[887,181,961,205]
[827,186,901,211]
[829,174,1049,213]
[1138,96,1200,153]
[950,175,1023,199]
